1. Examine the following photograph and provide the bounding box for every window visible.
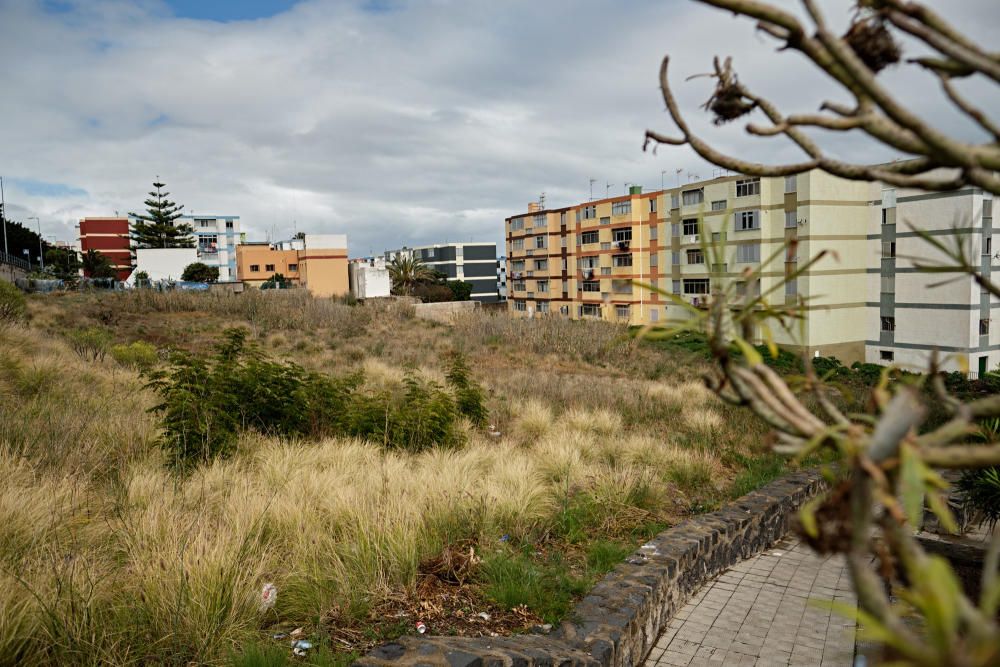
[682,219,699,236]
[562,280,568,293]
[512,281,526,291]
[881,208,896,225]
[560,212,567,226]
[650,253,658,266]
[535,259,548,271]
[601,267,612,275]
[671,251,680,265]
[986,237,993,256]
[615,305,630,319]
[226,220,235,229]
[534,235,547,249]
[198,234,218,250]
[650,309,659,323]
[682,189,704,206]
[581,231,599,245]
[687,249,704,264]
[511,260,525,272]
[512,239,524,250]
[683,279,710,295]
[882,241,896,258]
[561,236,567,248]
[880,350,894,362]
[672,280,681,294]
[288,263,298,272]
[600,242,612,250]
[785,175,797,193]
[196,218,214,228]
[785,279,797,296]
[650,226,658,240]
[579,256,598,269]
[785,211,797,228]
[510,218,524,231]
[649,198,657,213]
[882,188,897,208]
[786,245,798,262]
[599,216,609,226]
[881,316,895,332]
[612,279,632,294]
[613,253,633,267]
[581,303,601,317]
[612,228,632,243]
[250,264,260,273]
[581,205,597,220]
[612,201,631,216]
[582,281,600,292]
[981,319,990,336]
[534,213,546,227]
[735,210,759,231]
[671,223,680,238]
[265,264,275,272]
[736,280,761,297]
[736,243,760,263]
[736,178,760,197]
[711,200,727,211]
[537,280,549,293]
[880,275,894,293]
[671,194,679,209]
[514,301,526,312]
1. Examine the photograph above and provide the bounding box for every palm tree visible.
[387,253,433,296]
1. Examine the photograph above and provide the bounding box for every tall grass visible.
[0,292,784,664]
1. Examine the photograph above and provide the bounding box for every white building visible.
[349,257,391,299]
[182,215,241,282]
[134,247,198,282]
[384,242,501,303]
[866,185,996,376]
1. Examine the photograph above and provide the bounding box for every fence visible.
[0,250,29,272]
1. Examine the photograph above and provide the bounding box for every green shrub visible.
[445,353,488,426]
[957,466,1000,530]
[110,340,159,371]
[345,373,461,452]
[0,281,27,329]
[65,326,113,361]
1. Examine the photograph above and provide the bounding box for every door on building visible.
[979,356,989,378]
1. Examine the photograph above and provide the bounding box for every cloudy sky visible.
[1,0,997,257]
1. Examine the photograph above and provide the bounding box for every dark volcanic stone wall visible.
[356,469,825,667]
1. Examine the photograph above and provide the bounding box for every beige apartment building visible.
[505,171,873,364]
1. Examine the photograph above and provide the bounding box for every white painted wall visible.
[135,248,198,282]
[349,259,391,299]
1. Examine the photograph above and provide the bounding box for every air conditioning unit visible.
[687,235,700,244]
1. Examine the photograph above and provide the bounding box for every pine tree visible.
[129,180,194,249]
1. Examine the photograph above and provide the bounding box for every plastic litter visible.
[290,627,304,638]
[488,424,502,438]
[477,612,491,621]
[291,640,313,650]
[272,632,288,640]
[292,647,307,657]
[259,583,277,612]
[499,534,510,543]
[416,621,427,634]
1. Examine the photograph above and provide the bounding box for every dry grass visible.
[0,291,781,665]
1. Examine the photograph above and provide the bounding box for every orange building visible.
[236,234,348,297]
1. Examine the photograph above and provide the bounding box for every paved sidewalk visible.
[645,536,857,667]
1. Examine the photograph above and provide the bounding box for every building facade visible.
[505,172,873,364]
[866,185,996,376]
[236,234,348,297]
[349,257,392,300]
[384,242,502,303]
[78,217,132,280]
[177,215,242,282]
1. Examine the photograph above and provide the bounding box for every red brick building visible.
[78,217,132,280]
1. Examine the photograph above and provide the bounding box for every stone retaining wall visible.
[356,469,825,667]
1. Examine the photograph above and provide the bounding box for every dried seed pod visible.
[844,17,901,73]
[707,83,756,125]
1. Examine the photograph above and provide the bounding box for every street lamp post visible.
[28,216,43,271]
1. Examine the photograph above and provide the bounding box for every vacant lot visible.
[1,290,782,665]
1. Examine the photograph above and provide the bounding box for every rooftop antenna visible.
[539,192,546,209]
[624,182,631,195]
[606,182,612,198]
[675,168,682,187]
[589,178,596,201]
[661,170,667,192]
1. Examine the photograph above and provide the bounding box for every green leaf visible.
[925,490,959,534]
[900,444,926,529]
[798,496,823,539]
[733,336,763,366]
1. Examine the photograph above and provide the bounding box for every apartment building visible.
[178,215,242,282]
[384,242,502,303]
[78,217,132,280]
[867,185,996,375]
[236,234,348,297]
[349,257,392,299]
[506,171,873,363]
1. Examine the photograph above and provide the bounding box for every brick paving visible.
[645,536,857,667]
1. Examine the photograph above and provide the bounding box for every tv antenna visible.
[589,178,596,201]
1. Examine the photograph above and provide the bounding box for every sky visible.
[1,0,997,257]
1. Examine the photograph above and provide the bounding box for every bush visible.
[65,326,112,361]
[0,281,27,329]
[181,262,220,283]
[445,353,488,426]
[110,341,159,371]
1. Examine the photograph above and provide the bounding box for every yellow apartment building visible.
[236,234,349,298]
[505,171,873,363]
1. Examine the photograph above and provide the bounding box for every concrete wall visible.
[413,300,479,324]
[135,247,198,282]
[349,260,391,299]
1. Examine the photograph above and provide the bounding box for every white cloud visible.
[0,0,996,254]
